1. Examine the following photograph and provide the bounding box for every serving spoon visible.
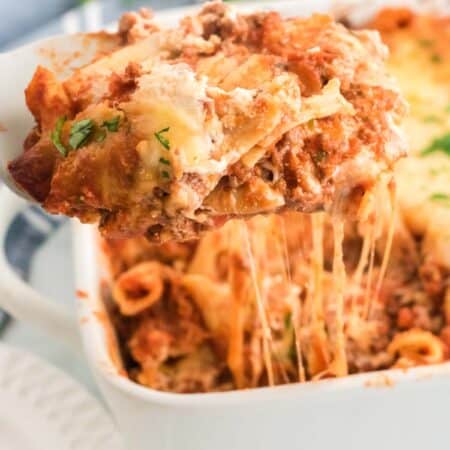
[0,0,336,204]
[0,2,190,201]
[1,0,447,204]
[0,1,233,202]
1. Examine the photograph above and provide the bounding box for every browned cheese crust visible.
[9,2,406,241]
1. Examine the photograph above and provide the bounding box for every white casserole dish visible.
[1,2,450,449]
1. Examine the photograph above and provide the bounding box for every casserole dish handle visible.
[0,188,81,352]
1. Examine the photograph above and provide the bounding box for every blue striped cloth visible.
[1,206,65,332]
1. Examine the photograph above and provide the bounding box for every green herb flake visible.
[51,116,68,156]
[429,193,450,206]
[69,119,95,150]
[431,53,442,64]
[161,170,171,179]
[421,133,450,157]
[159,157,171,166]
[430,193,449,200]
[102,116,120,132]
[154,127,170,150]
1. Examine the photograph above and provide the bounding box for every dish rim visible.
[74,219,450,406]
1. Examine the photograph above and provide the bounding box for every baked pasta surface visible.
[9,2,406,241]
[99,7,450,393]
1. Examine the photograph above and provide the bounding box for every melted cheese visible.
[396,155,450,234]
[307,213,331,378]
[327,220,348,377]
[374,180,397,298]
[124,63,218,177]
[243,223,275,386]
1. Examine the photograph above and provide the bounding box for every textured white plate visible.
[0,343,123,450]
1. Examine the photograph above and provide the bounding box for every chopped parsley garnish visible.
[96,115,121,142]
[431,53,442,64]
[161,170,170,179]
[430,193,450,201]
[421,133,450,157]
[154,127,170,150]
[51,116,68,156]
[102,116,120,132]
[159,157,171,165]
[429,193,450,206]
[53,115,122,154]
[69,119,95,150]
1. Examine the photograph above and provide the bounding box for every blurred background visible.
[0,0,192,50]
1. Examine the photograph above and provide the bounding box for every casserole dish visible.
[0,2,450,449]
